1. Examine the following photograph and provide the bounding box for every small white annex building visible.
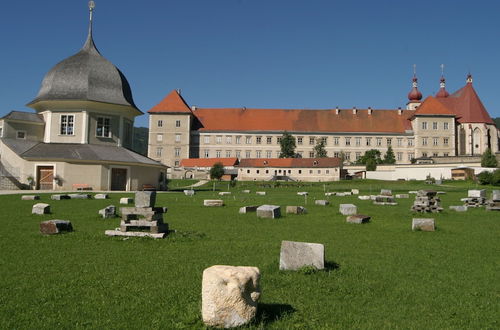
[0,3,167,191]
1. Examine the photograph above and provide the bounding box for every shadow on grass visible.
[325,261,340,272]
[255,303,296,325]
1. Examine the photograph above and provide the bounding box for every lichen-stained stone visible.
[339,204,357,215]
[99,205,116,218]
[315,200,329,206]
[40,220,73,235]
[22,195,40,200]
[468,189,486,198]
[279,240,324,271]
[346,214,371,224]
[286,206,307,215]
[32,203,50,215]
[204,200,224,207]
[135,191,156,208]
[256,205,281,219]
[412,218,435,232]
[202,265,261,328]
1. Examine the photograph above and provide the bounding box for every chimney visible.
[352,107,357,115]
[398,107,402,115]
[368,107,372,115]
[191,105,197,111]
[335,107,339,115]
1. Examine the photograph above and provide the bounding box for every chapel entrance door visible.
[37,166,54,190]
[111,168,127,191]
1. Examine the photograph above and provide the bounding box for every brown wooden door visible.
[37,166,54,190]
[111,168,127,191]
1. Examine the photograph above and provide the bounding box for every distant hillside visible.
[494,117,500,127]
[132,127,148,156]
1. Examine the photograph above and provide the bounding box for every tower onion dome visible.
[436,76,449,98]
[27,4,140,113]
[407,76,422,101]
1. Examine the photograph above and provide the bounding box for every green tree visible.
[314,139,327,158]
[366,158,377,171]
[481,148,498,168]
[358,149,382,165]
[279,131,296,158]
[209,162,224,180]
[383,146,396,164]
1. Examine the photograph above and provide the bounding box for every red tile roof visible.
[148,90,192,114]
[193,108,415,133]
[180,158,239,167]
[436,83,495,125]
[413,96,455,116]
[238,158,341,168]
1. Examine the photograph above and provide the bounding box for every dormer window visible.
[96,117,111,138]
[60,115,74,135]
[16,131,26,139]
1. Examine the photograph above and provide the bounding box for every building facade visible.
[0,3,167,191]
[148,74,499,170]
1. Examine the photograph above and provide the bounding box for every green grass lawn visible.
[0,180,498,329]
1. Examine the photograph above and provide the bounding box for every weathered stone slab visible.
[183,190,195,196]
[51,194,70,200]
[219,191,231,196]
[346,214,371,224]
[336,192,348,197]
[325,192,336,196]
[94,194,108,199]
[468,189,486,198]
[135,191,156,208]
[339,204,357,215]
[105,229,165,239]
[256,205,281,218]
[491,190,500,202]
[437,191,446,195]
[22,195,40,200]
[119,197,133,205]
[239,206,258,214]
[204,199,224,207]
[286,206,307,214]
[395,194,409,199]
[449,205,467,212]
[99,205,116,218]
[241,190,251,194]
[315,200,329,206]
[351,189,359,195]
[121,207,165,221]
[409,191,418,194]
[202,265,261,328]
[32,203,50,215]
[380,189,392,196]
[358,195,371,200]
[68,194,92,199]
[256,191,266,196]
[297,192,308,196]
[279,240,325,271]
[40,220,73,235]
[412,218,435,231]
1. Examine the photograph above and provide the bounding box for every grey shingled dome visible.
[28,26,139,111]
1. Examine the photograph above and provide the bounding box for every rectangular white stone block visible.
[256,205,281,218]
[412,218,435,231]
[279,240,325,271]
[339,204,357,215]
[315,200,329,206]
[468,190,486,198]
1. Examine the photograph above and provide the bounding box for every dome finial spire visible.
[408,64,422,102]
[436,64,449,98]
[88,1,95,33]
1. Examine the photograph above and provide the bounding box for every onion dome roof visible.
[407,76,423,101]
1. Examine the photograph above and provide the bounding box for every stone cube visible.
[468,189,486,198]
[297,192,308,196]
[491,190,500,202]
[256,205,281,218]
[380,189,392,196]
[412,218,435,232]
[325,192,336,196]
[241,190,251,193]
[68,194,91,199]
[351,189,359,195]
[202,265,260,328]
[279,240,325,271]
[286,206,307,214]
[339,203,357,215]
[183,190,195,196]
[135,191,156,208]
[120,197,133,205]
[256,191,266,196]
[204,199,224,207]
[358,195,371,200]
[239,206,258,214]
[449,205,467,212]
[395,194,409,199]
[346,214,371,224]
[22,195,40,200]
[315,200,329,206]
[40,220,73,235]
[32,203,50,215]
[51,194,70,200]
[99,205,116,218]
[94,194,108,199]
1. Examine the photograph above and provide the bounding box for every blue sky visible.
[1,0,499,127]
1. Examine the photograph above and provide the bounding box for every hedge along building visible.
[0,2,167,191]
[148,72,499,170]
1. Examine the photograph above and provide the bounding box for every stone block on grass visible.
[491,190,500,202]
[279,240,325,271]
[286,206,307,215]
[241,190,251,194]
[22,195,40,200]
[119,197,133,205]
[468,189,486,198]
[239,206,258,214]
[256,205,281,218]
[339,204,357,215]
[449,205,467,212]
[395,194,409,199]
[358,195,371,200]
[32,203,50,215]
[68,194,92,199]
[219,192,231,196]
[346,214,371,224]
[99,205,116,218]
[315,200,329,206]
[135,191,156,208]
[256,191,266,196]
[412,218,435,232]
[183,190,195,196]
[94,194,108,199]
[351,189,359,195]
[297,192,308,196]
[51,194,70,200]
[40,220,73,235]
[380,189,392,196]
[202,265,261,328]
[204,199,224,207]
